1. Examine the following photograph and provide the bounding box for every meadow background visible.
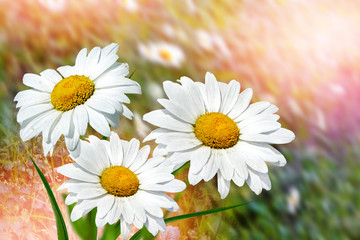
[1,0,360,239]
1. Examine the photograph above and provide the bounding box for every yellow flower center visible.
[194,112,239,149]
[100,166,139,197]
[50,75,95,111]
[159,49,172,61]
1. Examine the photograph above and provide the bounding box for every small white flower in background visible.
[138,42,185,68]
[143,72,295,198]
[287,187,300,214]
[134,112,151,138]
[38,0,66,12]
[14,43,141,157]
[147,81,165,100]
[117,0,138,12]
[195,30,231,57]
[57,132,186,239]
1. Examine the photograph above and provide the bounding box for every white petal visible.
[188,146,210,174]
[136,156,166,174]
[120,104,134,120]
[123,138,140,168]
[168,152,191,171]
[73,105,89,136]
[23,73,54,92]
[205,72,221,112]
[85,46,101,77]
[20,109,57,141]
[57,163,99,183]
[178,76,206,117]
[226,144,248,180]
[129,145,150,172]
[217,172,231,199]
[14,90,50,108]
[240,128,295,144]
[237,114,280,129]
[235,101,271,122]
[88,135,111,169]
[90,54,119,80]
[65,131,80,152]
[156,132,202,152]
[143,128,170,142]
[232,172,245,187]
[109,131,123,166]
[71,198,99,222]
[241,120,281,135]
[258,172,271,190]
[140,179,186,192]
[217,149,234,181]
[203,151,219,182]
[86,106,111,136]
[57,65,74,78]
[120,219,131,240]
[107,198,122,225]
[262,104,279,114]
[100,43,119,61]
[17,103,54,123]
[188,169,203,185]
[72,141,103,175]
[153,144,167,157]
[95,76,139,89]
[102,111,120,129]
[220,80,240,115]
[143,109,193,132]
[246,169,263,195]
[86,97,116,114]
[157,98,195,124]
[74,48,88,75]
[65,193,78,205]
[40,69,62,84]
[227,88,253,119]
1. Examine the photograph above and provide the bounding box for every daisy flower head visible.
[57,132,186,239]
[138,42,185,68]
[143,72,295,198]
[14,43,141,157]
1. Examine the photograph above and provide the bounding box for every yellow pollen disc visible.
[50,75,95,111]
[159,49,172,61]
[100,166,139,197]
[194,112,240,149]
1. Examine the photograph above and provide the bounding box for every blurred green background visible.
[1,0,359,239]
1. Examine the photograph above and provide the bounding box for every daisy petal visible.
[143,109,193,132]
[218,172,231,199]
[240,128,295,144]
[205,72,221,112]
[57,163,99,183]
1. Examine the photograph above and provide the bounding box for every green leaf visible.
[30,156,69,240]
[99,221,120,240]
[129,69,137,79]
[129,226,154,240]
[130,202,251,240]
[164,202,251,224]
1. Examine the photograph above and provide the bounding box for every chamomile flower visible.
[138,42,185,68]
[143,72,295,198]
[14,43,141,157]
[57,132,186,239]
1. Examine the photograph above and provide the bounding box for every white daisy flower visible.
[14,43,141,157]
[57,132,186,239]
[138,42,185,68]
[143,72,295,198]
